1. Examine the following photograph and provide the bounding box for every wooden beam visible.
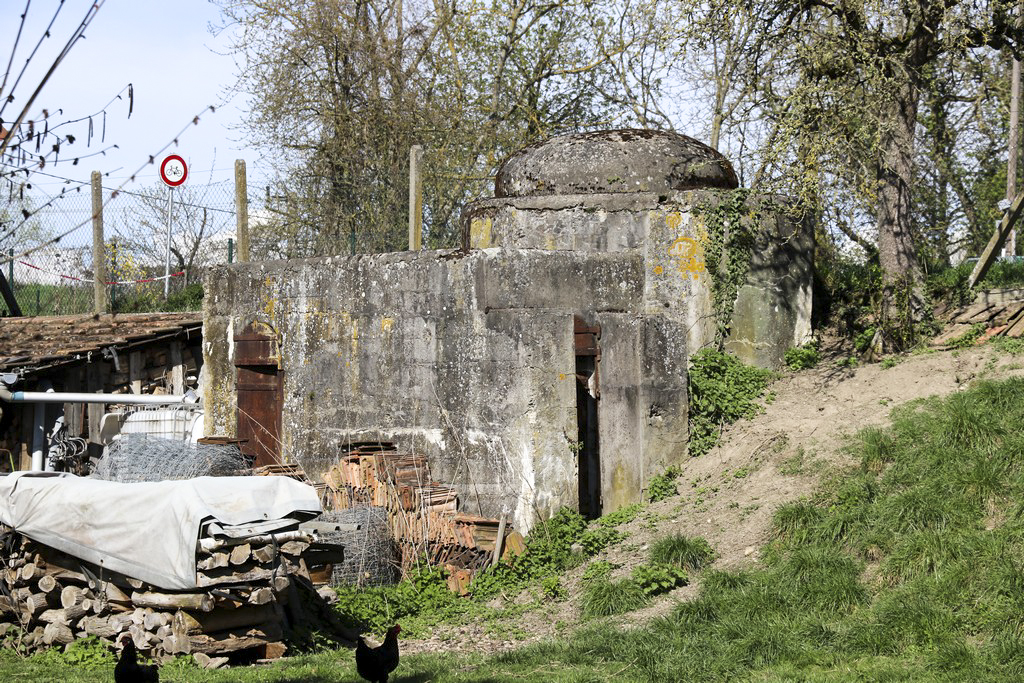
[969,187,1024,288]
[0,268,21,317]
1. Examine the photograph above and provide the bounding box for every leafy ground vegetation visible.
[9,371,1024,680]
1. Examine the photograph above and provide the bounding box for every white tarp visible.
[0,472,321,590]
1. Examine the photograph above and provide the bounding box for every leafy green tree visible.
[214,0,669,253]
[676,0,1024,348]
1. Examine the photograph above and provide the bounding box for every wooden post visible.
[235,160,250,262]
[490,514,507,567]
[1008,58,1021,259]
[969,186,1024,289]
[408,145,423,251]
[91,171,107,314]
[169,342,184,395]
[129,351,143,395]
[86,361,104,451]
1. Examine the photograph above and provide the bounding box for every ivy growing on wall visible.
[697,188,756,347]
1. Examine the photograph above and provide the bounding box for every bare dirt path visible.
[401,343,1021,654]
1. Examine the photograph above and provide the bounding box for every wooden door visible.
[234,323,282,468]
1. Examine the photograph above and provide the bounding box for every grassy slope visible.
[8,374,1024,681]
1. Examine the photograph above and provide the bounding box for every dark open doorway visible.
[574,315,601,519]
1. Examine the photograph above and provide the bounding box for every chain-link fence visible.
[0,175,251,317]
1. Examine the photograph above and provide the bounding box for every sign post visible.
[159,155,188,298]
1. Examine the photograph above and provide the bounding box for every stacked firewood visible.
[0,519,347,665]
[323,442,520,588]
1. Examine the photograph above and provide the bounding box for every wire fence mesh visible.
[0,176,248,316]
[0,157,462,317]
[91,433,251,483]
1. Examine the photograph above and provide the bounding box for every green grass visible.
[11,377,1024,681]
[649,533,716,571]
[491,375,1024,681]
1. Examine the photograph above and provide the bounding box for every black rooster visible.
[355,624,401,683]
[114,634,159,683]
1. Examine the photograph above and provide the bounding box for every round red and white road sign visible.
[160,155,188,187]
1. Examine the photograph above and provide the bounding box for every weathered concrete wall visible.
[723,200,814,367]
[204,249,674,531]
[203,129,814,529]
[464,191,813,368]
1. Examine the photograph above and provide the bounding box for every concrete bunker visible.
[203,129,813,532]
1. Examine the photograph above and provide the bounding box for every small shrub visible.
[597,503,643,528]
[581,576,649,617]
[55,636,115,669]
[647,466,681,502]
[579,526,626,555]
[784,343,820,370]
[688,348,774,457]
[991,336,1024,355]
[541,575,566,600]
[650,534,716,571]
[581,560,615,584]
[854,326,876,353]
[632,563,688,597]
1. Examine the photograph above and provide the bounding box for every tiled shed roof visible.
[0,313,202,374]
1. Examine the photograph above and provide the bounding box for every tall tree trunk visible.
[876,78,927,349]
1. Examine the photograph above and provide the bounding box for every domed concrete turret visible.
[494,129,738,198]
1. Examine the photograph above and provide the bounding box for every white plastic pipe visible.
[1,390,193,405]
[30,382,54,472]
[31,400,45,471]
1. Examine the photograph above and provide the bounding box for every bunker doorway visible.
[575,315,601,519]
[234,323,283,468]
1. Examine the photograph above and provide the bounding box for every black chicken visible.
[114,634,159,683]
[355,624,401,683]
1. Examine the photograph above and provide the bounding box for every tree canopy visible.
[217,0,1024,347]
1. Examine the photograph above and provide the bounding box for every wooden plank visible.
[969,186,1024,288]
[86,361,105,446]
[169,341,185,394]
[1006,314,1024,338]
[129,350,144,394]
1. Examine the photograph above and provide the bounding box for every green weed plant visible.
[688,349,774,457]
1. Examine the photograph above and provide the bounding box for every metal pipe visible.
[165,185,174,299]
[0,388,195,405]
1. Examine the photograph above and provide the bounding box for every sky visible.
[6,0,261,196]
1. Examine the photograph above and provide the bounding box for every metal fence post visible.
[91,171,107,314]
[228,237,234,264]
[235,160,250,262]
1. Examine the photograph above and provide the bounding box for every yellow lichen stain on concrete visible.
[381,317,394,334]
[544,233,557,250]
[667,236,705,281]
[606,463,638,511]
[469,217,493,248]
[665,211,683,231]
